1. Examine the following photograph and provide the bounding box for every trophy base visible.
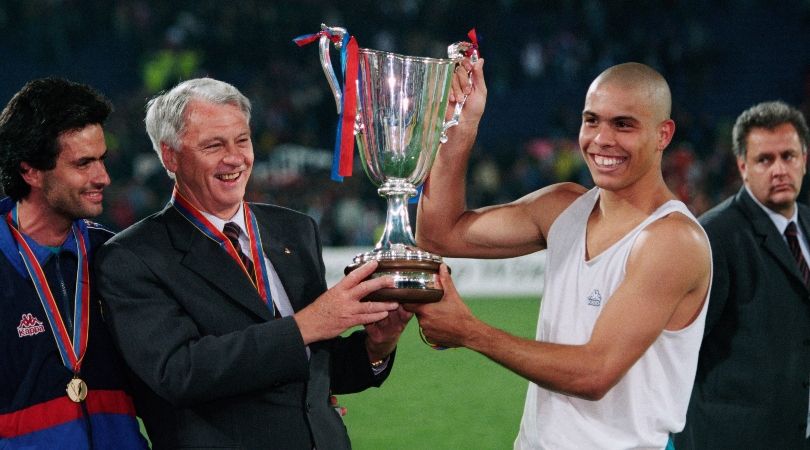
[345,259,443,303]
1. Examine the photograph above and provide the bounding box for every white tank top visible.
[515,187,711,450]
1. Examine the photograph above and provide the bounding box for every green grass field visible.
[342,296,540,450]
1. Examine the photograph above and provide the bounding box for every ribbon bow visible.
[294,28,359,181]
[465,28,481,58]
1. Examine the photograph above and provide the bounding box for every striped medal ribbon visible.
[5,208,90,402]
[170,188,275,316]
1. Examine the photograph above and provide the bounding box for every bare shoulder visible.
[624,210,711,329]
[631,211,711,279]
[536,181,589,202]
[648,211,708,245]
[518,182,588,215]
[518,182,588,233]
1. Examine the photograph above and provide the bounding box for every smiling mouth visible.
[83,191,104,202]
[216,172,241,181]
[592,155,627,167]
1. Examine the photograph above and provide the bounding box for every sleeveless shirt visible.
[515,187,711,450]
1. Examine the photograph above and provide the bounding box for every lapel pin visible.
[284,247,291,254]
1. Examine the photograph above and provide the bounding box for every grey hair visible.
[732,100,809,159]
[144,77,252,177]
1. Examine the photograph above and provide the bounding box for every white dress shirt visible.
[201,204,294,318]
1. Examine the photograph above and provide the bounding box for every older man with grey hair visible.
[96,77,411,450]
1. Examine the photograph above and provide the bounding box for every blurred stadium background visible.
[2,1,809,240]
[2,1,809,448]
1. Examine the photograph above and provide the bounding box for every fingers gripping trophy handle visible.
[441,43,480,143]
[318,24,347,114]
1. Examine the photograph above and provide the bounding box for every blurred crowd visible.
[1,0,809,246]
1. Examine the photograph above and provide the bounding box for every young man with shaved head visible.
[408,62,712,449]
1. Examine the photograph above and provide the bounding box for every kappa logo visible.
[586,289,602,307]
[17,313,46,338]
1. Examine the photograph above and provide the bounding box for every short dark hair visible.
[732,100,810,159]
[0,78,112,200]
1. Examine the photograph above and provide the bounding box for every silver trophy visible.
[317,24,476,302]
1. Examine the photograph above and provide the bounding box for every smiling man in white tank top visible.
[407,61,712,449]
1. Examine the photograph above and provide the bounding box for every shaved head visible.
[578,62,677,192]
[589,62,672,122]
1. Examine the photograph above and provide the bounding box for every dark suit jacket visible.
[674,188,810,450]
[96,203,393,450]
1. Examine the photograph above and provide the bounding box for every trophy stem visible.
[376,178,418,250]
[343,178,443,303]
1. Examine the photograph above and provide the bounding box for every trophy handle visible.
[440,45,479,143]
[318,24,347,114]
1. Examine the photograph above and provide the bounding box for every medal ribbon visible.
[5,210,90,374]
[294,28,359,181]
[170,188,275,316]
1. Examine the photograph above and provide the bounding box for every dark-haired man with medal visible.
[0,78,148,448]
[95,77,411,450]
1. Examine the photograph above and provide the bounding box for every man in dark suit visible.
[675,101,810,449]
[95,77,411,449]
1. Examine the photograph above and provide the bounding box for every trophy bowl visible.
[317,25,474,302]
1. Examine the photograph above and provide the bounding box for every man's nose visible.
[222,143,249,164]
[93,161,111,187]
[771,157,789,177]
[592,124,615,147]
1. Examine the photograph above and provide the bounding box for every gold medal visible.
[8,212,93,402]
[66,377,88,403]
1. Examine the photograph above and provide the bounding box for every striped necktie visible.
[784,221,810,287]
[223,222,255,284]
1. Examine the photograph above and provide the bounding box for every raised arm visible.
[416,58,584,258]
[413,213,711,400]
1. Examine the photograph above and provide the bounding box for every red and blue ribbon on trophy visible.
[294,27,480,183]
[294,28,358,182]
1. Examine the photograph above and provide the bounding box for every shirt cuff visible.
[370,355,390,375]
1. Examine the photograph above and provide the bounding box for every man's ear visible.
[657,119,676,151]
[736,156,748,183]
[160,143,178,174]
[19,162,43,189]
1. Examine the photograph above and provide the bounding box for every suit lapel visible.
[164,206,274,321]
[737,188,809,291]
[797,203,810,240]
[253,209,314,313]
[796,204,810,296]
